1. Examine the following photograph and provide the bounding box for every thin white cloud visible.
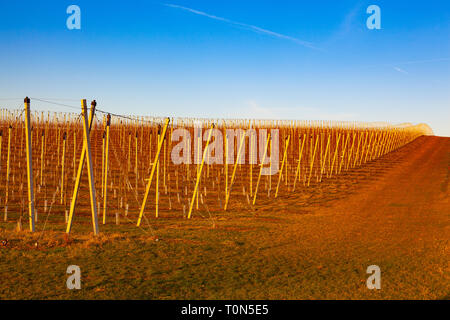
[164,3,318,50]
[393,66,409,74]
[363,57,450,69]
[323,2,364,48]
[397,58,450,65]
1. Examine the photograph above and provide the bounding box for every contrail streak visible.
[393,66,409,74]
[164,3,318,50]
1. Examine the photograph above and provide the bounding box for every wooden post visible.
[196,135,200,209]
[24,97,35,232]
[188,124,214,219]
[156,149,160,218]
[359,131,369,166]
[66,100,97,234]
[81,100,99,235]
[328,133,341,178]
[135,132,139,175]
[137,118,170,226]
[40,130,44,186]
[73,131,76,177]
[61,132,66,204]
[101,130,105,197]
[293,133,306,192]
[224,126,228,199]
[307,134,319,187]
[128,132,131,172]
[0,130,2,170]
[224,131,246,211]
[102,114,110,225]
[5,125,11,205]
[364,131,374,164]
[319,134,331,181]
[275,135,290,198]
[345,132,355,171]
[249,132,254,196]
[253,133,270,205]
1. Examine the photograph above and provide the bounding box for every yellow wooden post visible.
[163,132,166,187]
[187,124,214,218]
[359,131,369,166]
[196,135,200,209]
[275,135,290,198]
[345,132,355,171]
[102,115,110,225]
[0,130,2,170]
[285,131,288,186]
[224,126,228,198]
[380,131,392,156]
[364,131,374,164]
[252,133,270,205]
[156,147,160,218]
[60,132,66,204]
[373,131,383,160]
[375,130,385,159]
[57,127,61,167]
[249,132,254,196]
[224,131,246,211]
[101,130,105,197]
[5,125,12,205]
[307,134,319,187]
[319,134,330,181]
[353,132,363,168]
[379,130,390,157]
[293,133,306,192]
[73,131,76,177]
[81,100,99,234]
[40,130,44,186]
[269,134,272,191]
[328,133,341,178]
[137,118,170,226]
[66,100,97,234]
[128,132,131,172]
[24,97,35,232]
[135,132,139,176]
[149,132,152,169]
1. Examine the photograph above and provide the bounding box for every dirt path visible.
[261,136,449,299]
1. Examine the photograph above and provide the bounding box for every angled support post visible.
[275,135,290,198]
[188,123,214,219]
[137,118,170,227]
[253,133,271,205]
[66,100,97,234]
[307,134,319,187]
[224,131,246,211]
[328,133,341,178]
[61,132,66,204]
[292,133,306,192]
[102,114,111,225]
[81,100,99,235]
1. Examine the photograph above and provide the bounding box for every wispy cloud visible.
[364,57,450,69]
[393,66,409,74]
[323,2,364,48]
[396,58,450,65]
[164,3,318,50]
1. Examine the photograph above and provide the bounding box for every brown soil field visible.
[0,135,448,299]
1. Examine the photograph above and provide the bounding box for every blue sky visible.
[0,1,449,135]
